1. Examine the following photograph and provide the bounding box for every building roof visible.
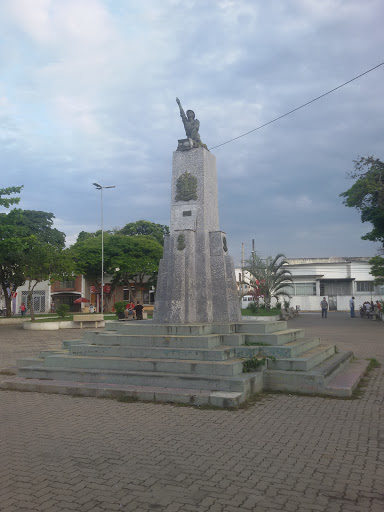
[285,257,371,265]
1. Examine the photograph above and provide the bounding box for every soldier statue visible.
[176,97,206,148]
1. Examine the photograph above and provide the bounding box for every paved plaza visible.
[0,313,383,512]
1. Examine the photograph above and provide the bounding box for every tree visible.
[109,235,163,301]
[369,255,384,285]
[69,232,163,310]
[340,156,384,284]
[0,208,66,317]
[23,243,74,321]
[245,254,293,309]
[0,186,23,208]
[117,220,169,246]
[340,156,384,245]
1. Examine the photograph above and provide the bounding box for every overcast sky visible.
[1,0,383,265]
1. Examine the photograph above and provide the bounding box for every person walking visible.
[320,297,328,318]
[349,296,356,318]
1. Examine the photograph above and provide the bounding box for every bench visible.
[73,314,105,329]
[119,310,148,321]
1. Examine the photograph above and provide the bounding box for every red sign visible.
[90,285,111,294]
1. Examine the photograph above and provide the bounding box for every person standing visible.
[349,296,356,318]
[320,297,328,319]
[20,303,26,317]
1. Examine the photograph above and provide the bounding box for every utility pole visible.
[93,183,115,314]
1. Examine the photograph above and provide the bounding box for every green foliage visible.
[117,220,169,246]
[340,156,384,245]
[113,301,128,315]
[283,299,290,309]
[245,253,293,309]
[0,186,23,208]
[56,304,70,318]
[369,255,384,284]
[69,232,163,303]
[247,302,259,314]
[0,207,67,317]
[242,355,276,373]
[275,301,282,310]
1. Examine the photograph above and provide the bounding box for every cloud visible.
[0,0,383,262]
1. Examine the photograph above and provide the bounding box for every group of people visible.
[360,300,382,318]
[124,301,144,320]
[321,296,382,319]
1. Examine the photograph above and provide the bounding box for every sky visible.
[1,0,383,266]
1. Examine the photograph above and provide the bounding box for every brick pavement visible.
[0,315,383,512]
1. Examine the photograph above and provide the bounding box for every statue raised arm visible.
[176,97,205,148]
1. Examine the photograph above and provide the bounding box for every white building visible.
[236,257,384,311]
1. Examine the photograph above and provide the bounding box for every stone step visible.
[78,333,224,349]
[43,355,244,376]
[17,357,44,367]
[324,359,368,397]
[244,329,305,346]
[264,351,355,396]
[105,322,217,336]
[234,337,321,359]
[268,344,336,371]
[235,321,288,334]
[68,344,235,361]
[16,366,264,393]
[0,377,244,408]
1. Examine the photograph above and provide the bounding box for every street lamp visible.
[93,183,115,314]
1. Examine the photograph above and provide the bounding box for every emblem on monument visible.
[175,171,198,201]
[177,234,186,250]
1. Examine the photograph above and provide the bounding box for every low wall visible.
[291,294,383,311]
[241,315,281,322]
[23,320,105,331]
[0,317,31,326]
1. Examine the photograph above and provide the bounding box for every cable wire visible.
[209,61,384,150]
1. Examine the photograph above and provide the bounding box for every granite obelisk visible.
[153,99,240,324]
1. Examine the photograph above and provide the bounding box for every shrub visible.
[275,301,282,310]
[113,301,128,317]
[283,299,290,309]
[56,304,70,319]
[247,302,259,314]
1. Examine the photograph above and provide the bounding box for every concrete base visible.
[23,320,106,330]
[0,319,368,406]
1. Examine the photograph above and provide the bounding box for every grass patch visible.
[34,316,73,323]
[366,358,381,371]
[241,308,281,317]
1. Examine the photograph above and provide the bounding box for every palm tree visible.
[246,253,293,309]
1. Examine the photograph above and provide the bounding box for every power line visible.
[209,61,384,150]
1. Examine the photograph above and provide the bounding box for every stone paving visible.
[0,314,383,512]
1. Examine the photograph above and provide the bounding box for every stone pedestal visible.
[153,147,241,324]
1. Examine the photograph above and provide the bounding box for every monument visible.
[0,99,367,408]
[153,98,241,324]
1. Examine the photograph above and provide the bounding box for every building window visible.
[280,283,315,296]
[59,280,75,289]
[378,285,384,295]
[356,281,374,292]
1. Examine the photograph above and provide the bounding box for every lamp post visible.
[93,183,115,314]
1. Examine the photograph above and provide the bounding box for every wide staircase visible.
[0,320,368,407]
